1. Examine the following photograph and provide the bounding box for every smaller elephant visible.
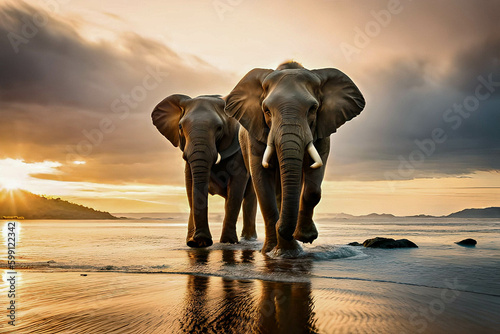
[152,94,257,247]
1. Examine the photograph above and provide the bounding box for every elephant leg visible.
[252,168,279,254]
[187,211,195,243]
[241,179,257,240]
[242,130,279,253]
[220,177,245,244]
[294,138,329,243]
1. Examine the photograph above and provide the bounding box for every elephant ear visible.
[312,69,365,139]
[152,94,191,147]
[224,68,273,143]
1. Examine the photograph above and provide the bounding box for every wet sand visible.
[3,270,498,333]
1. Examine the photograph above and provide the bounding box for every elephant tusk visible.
[262,145,274,168]
[307,142,323,169]
[215,153,222,164]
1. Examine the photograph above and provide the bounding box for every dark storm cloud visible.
[0,2,234,185]
[0,2,228,108]
[446,37,500,93]
[328,34,500,181]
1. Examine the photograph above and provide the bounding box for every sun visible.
[1,179,23,191]
[0,159,63,193]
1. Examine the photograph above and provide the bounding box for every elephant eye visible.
[309,104,319,114]
[178,124,183,132]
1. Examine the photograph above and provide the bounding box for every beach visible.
[1,216,499,333]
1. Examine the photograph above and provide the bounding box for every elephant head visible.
[225,61,365,246]
[152,94,240,247]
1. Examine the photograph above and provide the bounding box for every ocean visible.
[1,215,499,333]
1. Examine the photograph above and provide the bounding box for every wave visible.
[302,244,366,260]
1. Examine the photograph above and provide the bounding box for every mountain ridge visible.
[445,207,500,218]
[0,189,117,219]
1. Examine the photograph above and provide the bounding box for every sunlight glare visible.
[1,179,22,191]
[0,159,62,192]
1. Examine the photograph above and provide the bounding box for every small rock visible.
[363,237,418,248]
[47,260,56,263]
[348,242,363,246]
[80,274,87,276]
[456,238,477,246]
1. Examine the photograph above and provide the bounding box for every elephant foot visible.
[268,234,304,259]
[294,220,318,244]
[241,229,257,241]
[261,237,277,254]
[187,229,213,248]
[220,231,238,244]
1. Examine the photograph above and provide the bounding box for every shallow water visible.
[1,215,499,333]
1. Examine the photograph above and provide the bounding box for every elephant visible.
[224,61,365,256]
[152,94,257,248]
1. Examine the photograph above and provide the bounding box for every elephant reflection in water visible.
[256,280,318,334]
[179,249,318,333]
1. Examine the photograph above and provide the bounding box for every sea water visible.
[0,215,499,333]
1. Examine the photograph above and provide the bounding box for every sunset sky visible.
[0,0,498,215]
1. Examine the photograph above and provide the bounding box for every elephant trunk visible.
[275,126,306,241]
[263,131,322,169]
[187,142,215,245]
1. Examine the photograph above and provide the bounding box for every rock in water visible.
[456,238,477,246]
[348,242,363,246]
[363,237,418,248]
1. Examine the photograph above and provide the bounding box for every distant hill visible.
[353,208,500,219]
[407,214,435,218]
[321,207,500,220]
[446,207,500,218]
[361,213,396,219]
[0,189,117,219]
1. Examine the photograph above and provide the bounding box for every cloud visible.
[0,1,235,187]
[0,0,498,193]
[327,34,500,181]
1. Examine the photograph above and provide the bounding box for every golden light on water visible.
[2,270,22,287]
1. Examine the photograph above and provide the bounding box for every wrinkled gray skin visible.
[225,62,365,256]
[152,95,257,247]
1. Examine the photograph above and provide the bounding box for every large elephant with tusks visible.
[224,61,365,257]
